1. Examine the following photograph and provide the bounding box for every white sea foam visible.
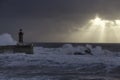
[0,33,16,45]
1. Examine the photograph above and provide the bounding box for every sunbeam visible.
[69,16,120,43]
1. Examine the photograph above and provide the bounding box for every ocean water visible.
[0,43,120,80]
[33,43,120,52]
[0,64,119,80]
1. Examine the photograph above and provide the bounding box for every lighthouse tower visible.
[18,29,24,45]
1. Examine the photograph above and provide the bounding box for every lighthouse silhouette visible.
[18,29,24,45]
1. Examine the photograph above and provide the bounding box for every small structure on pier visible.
[0,29,33,54]
[18,29,24,45]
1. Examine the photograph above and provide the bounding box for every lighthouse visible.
[0,29,33,54]
[18,29,24,45]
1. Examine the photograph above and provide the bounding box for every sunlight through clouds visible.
[69,16,120,43]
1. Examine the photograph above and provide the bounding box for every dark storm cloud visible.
[0,0,120,42]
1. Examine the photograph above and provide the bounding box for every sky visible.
[0,0,120,43]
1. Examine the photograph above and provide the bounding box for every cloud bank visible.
[0,0,120,42]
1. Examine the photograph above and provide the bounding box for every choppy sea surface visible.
[0,43,120,80]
